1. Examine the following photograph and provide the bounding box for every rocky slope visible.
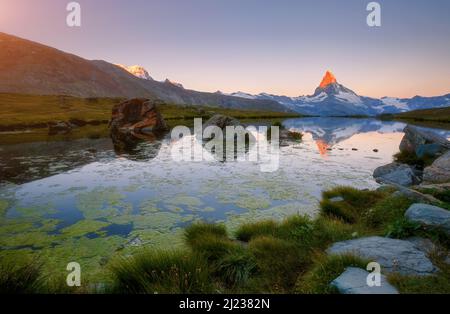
[0,32,289,112]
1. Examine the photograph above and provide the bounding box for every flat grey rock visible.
[373,162,420,186]
[327,236,438,276]
[405,203,450,235]
[331,267,399,294]
[423,151,450,184]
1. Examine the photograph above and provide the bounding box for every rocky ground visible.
[329,125,450,294]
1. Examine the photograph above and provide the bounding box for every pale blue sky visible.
[1,0,449,97]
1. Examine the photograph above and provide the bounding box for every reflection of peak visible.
[316,139,329,156]
[319,71,337,88]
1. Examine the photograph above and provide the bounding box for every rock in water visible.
[201,114,255,143]
[423,151,450,184]
[109,98,167,161]
[405,203,450,235]
[110,98,168,135]
[331,267,399,294]
[203,114,241,131]
[399,125,450,157]
[327,236,438,276]
[373,162,420,186]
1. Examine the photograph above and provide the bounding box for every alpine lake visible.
[1,117,449,282]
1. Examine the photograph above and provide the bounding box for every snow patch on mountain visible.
[380,97,409,111]
[228,92,257,99]
[335,91,364,106]
[116,64,153,80]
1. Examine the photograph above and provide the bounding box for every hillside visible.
[380,106,450,123]
[0,32,288,112]
[0,93,299,130]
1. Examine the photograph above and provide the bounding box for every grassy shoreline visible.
[379,107,450,130]
[0,93,300,130]
[2,185,448,294]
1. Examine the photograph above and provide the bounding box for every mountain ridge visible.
[1,32,449,116]
[229,71,450,116]
[0,32,290,113]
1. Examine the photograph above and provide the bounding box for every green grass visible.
[295,254,369,294]
[0,92,300,128]
[0,257,44,294]
[380,106,450,125]
[320,186,388,223]
[235,220,278,242]
[109,250,211,294]
[184,222,228,246]
[3,186,449,294]
[248,236,308,289]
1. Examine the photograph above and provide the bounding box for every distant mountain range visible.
[0,32,288,113]
[227,71,450,116]
[0,32,449,116]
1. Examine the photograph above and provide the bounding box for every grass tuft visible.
[109,250,211,294]
[0,257,44,294]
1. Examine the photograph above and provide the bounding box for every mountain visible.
[115,64,153,80]
[164,79,184,89]
[0,32,289,112]
[231,71,450,116]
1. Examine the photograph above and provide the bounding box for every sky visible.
[1,0,449,98]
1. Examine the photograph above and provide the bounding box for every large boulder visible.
[327,236,438,276]
[399,125,450,158]
[110,98,168,135]
[330,267,399,294]
[109,98,167,161]
[423,151,450,184]
[405,203,450,235]
[373,162,421,186]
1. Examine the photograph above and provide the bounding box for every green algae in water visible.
[15,203,58,219]
[0,220,35,234]
[123,228,185,253]
[108,211,191,231]
[165,195,203,210]
[76,187,131,220]
[60,220,111,238]
[0,199,9,218]
[38,235,126,282]
[0,230,58,248]
[139,199,160,214]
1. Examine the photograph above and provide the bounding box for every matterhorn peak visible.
[319,70,337,88]
[116,64,153,80]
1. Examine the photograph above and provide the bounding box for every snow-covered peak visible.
[228,91,257,99]
[116,64,153,80]
[319,70,337,88]
[335,90,364,106]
